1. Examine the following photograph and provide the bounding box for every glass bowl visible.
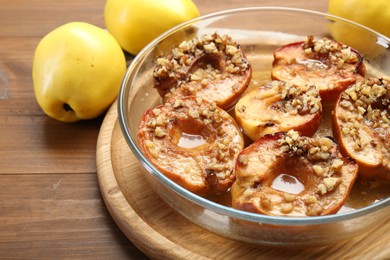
[118,7,390,247]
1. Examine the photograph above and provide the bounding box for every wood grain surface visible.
[2,0,384,259]
[97,101,390,259]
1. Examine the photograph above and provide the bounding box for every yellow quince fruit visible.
[328,0,390,57]
[104,0,200,55]
[32,22,127,122]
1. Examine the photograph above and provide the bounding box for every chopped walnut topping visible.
[337,78,389,151]
[306,203,323,216]
[238,154,249,165]
[225,44,239,55]
[317,183,327,195]
[271,81,321,116]
[155,114,166,126]
[303,35,359,68]
[280,203,294,214]
[279,130,333,161]
[155,127,166,138]
[312,165,324,176]
[188,107,200,118]
[172,99,184,108]
[152,108,162,116]
[190,65,222,82]
[317,177,341,195]
[305,195,318,204]
[153,33,250,89]
[260,196,273,210]
[331,159,344,170]
[203,42,218,54]
[283,193,296,202]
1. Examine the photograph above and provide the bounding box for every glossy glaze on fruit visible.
[138,96,244,195]
[271,35,366,103]
[332,77,390,180]
[153,33,252,110]
[139,34,388,217]
[235,80,322,141]
[231,130,358,217]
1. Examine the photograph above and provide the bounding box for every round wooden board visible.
[96,101,390,259]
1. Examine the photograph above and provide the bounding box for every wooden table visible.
[2,1,386,259]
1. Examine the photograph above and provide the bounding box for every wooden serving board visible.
[96,101,390,259]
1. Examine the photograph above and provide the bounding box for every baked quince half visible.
[272,35,366,103]
[235,80,322,141]
[153,33,252,109]
[138,96,244,195]
[231,130,358,217]
[332,78,390,180]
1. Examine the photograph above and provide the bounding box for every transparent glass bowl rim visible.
[118,6,390,226]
